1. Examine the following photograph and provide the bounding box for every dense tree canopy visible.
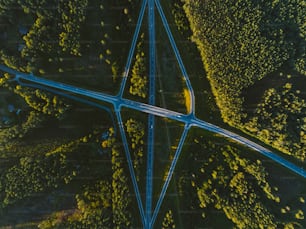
[183,0,306,160]
[0,153,76,209]
[178,134,304,228]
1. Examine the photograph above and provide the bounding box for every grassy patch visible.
[155,10,187,114]
[151,116,184,217]
[158,0,222,122]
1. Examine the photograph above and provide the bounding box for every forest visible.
[183,0,306,161]
[0,0,143,227]
[176,130,305,228]
[0,0,305,228]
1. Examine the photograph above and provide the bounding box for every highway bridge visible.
[0,0,305,228]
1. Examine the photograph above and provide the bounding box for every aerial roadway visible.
[1,63,305,228]
[1,64,306,221]
[0,0,305,228]
[145,0,157,227]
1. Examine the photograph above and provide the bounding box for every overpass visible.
[1,62,305,228]
[0,0,305,228]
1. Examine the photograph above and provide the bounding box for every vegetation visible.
[111,138,132,228]
[0,110,42,145]
[40,180,112,228]
[0,73,69,149]
[36,128,132,228]
[183,0,306,160]
[183,88,191,113]
[245,83,306,161]
[0,1,139,226]
[178,132,305,228]
[125,118,145,180]
[13,85,69,117]
[0,152,77,209]
[0,0,305,228]
[129,33,148,99]
[170,1,190,34]
[162,209,176,229]
[58,0,88,56]
[0,0,141,91]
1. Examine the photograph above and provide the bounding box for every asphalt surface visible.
[1,0,305,228]
[118,0,148,98]
[155,0,195,114]
[145,0,156,227]
[1,67,305,179]
[15,81,117,134]
[115,110,146,224]
[150,124,190,228]
[1,62,305,229]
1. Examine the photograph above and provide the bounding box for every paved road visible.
[16,81,117,134]
[115,110,146,224]
[118,0,148,97]
[1,64,305,180]
[0,64,147,227]
[2,64,305,229]
[150,124,190,228]
[145,0,156,226]
[154,0,195,114]
[1,1,305,228]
